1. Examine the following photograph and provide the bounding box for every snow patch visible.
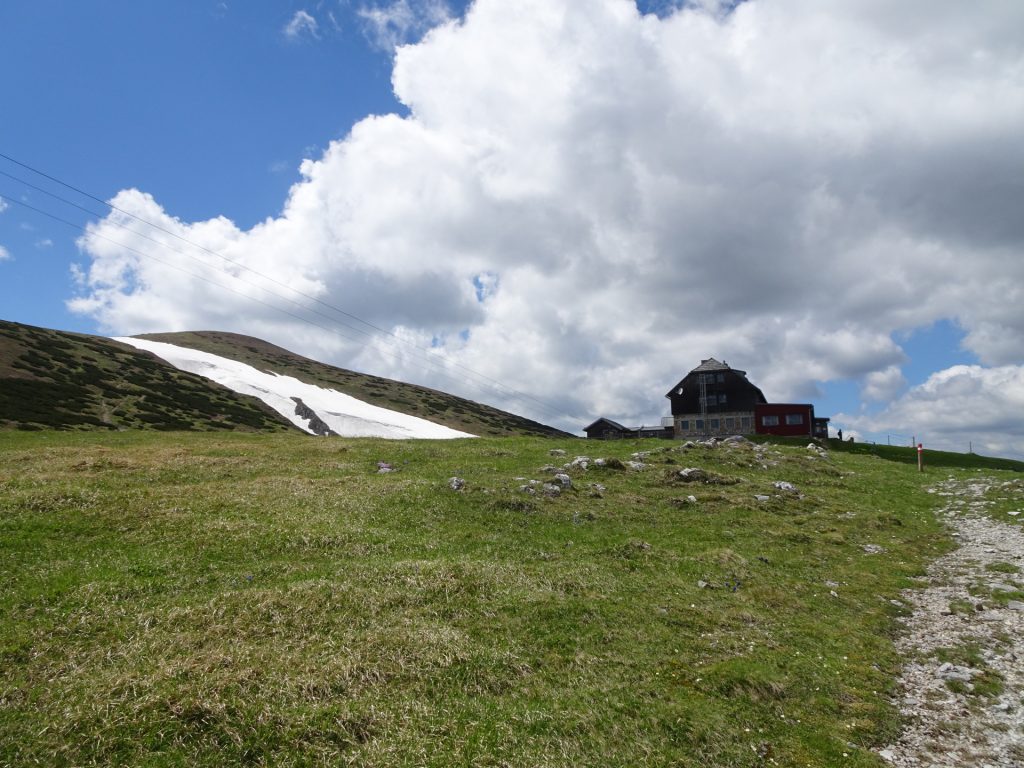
[114,337,475,439]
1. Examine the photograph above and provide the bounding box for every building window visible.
[785,414,804,425]
[762,415,779,426]
[679,420,689,431]
[725,417,735,429]
[710,418,720,429]
[741,416,751,429]
[695,419,705,430]
[716,373,725,383]
[719,394,728,404]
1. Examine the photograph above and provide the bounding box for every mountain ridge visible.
[0,320,568,437]
[0,319,291,433]
[137,330,567,437]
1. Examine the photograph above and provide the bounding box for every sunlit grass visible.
[2,430,1014,766]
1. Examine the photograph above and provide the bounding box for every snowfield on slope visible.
[114,337,475,439]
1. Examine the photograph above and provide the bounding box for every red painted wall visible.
[754,403,814,437]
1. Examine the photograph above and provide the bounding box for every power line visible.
[0,189,548,412]
[0,156,573,421]
[0,152,570,422]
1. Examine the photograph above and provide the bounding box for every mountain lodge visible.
[586,358,830,440]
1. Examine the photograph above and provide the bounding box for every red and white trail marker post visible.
[917,443,923,473]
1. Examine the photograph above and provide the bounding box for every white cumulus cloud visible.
[0,245,10,262]
[283,10,319,42]
[839,365,1024,459]
[357,0,452,51]
[862,365,907,402]
[71,0,1024,437]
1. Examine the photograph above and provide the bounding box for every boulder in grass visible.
[542,483,562,497]
[677,467,708,483]
[553,473,573,489]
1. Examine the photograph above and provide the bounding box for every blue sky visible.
[1,1,1021,454]
[0,1,411,328]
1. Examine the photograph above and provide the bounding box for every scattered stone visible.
[989,582,1017,593]
[1007,601,1024,612]
[878,748,896,763]
[754,495,771,502]
[825,580,840,588]
[687,495,697,504]
[773,481,798,492]
[567,456,590,470]
[448,476,465,491]
[697,580,711,589]
[677,467,708,482]
[681,441,696,450]
[539,464,561,473]
[1009,510,1021,516]
[936,663,978,684]
[376,461,395,473]
[862,544,885,554]
[549,449,567,457]
[553,472,573,489]
[625,460,647,471]
[806,443,830,459]
[541,483,562,497]
[593,458,607,467]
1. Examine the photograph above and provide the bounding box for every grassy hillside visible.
[140,330,569,438]
[0,320,293,433]
[6,431,1017,766]
[826,439,1024,472]
[748,435,1024,473]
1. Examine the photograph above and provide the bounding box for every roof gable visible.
[583,417,630,432]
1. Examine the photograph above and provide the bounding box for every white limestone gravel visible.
[879,476,1024,767]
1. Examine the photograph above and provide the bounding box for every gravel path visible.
[879,476,1024,767]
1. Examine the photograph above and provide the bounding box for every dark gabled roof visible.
[664,358,750,399]
[583,417,630,432]
[691,357,745,375]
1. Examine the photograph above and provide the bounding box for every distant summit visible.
[0,321,569,437]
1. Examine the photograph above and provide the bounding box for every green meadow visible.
[1,431,1020,766]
